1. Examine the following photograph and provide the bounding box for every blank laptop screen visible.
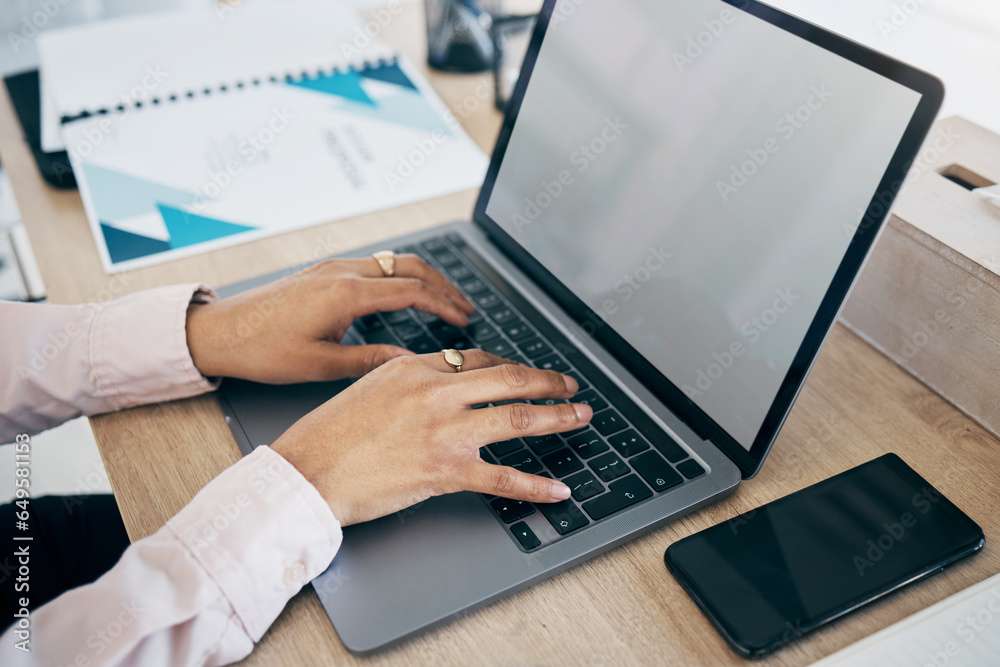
[483,0,922,449]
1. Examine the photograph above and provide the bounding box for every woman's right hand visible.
[271,349,592,527]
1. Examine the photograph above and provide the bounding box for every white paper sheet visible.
[61,55,487,272]
[812,572,1000,667]
[37,0,395,151]
[974,185,1000,209]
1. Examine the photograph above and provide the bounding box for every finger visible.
[454,362,578,405]
[466,402,593,444]
[462,461,571,503]
[427,348,512,373]
[353,277,470,326]
[351,254,475,314]
[318,343,415,378]
[395,255,476,314]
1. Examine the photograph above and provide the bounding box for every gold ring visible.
[442,348,464,372]
[371,250,396,277]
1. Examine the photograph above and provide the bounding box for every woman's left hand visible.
[185,255,475,383]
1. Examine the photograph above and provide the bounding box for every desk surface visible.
[2,4,998,666]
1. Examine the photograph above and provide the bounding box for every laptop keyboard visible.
[351,233,706,551]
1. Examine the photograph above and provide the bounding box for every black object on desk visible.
[665,454,984,657]
[4,69,76,189]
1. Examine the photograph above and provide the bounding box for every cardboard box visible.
[841,116,1000,439]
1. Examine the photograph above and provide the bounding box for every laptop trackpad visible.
[313,491,545,654]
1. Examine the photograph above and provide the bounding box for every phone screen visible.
[665,454,984,656]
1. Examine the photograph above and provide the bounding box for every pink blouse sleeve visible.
[1,446,343,666]
[0,284,219,443]
[1,286,344,664]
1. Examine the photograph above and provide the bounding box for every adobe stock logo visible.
[716,85,835,202]
[853,486,944,577]
[672,2,749,73]
[682,288,799,398]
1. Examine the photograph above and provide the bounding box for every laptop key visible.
[460,278,489,295]
[354,314,383,333]
[651,434,688,463]
[525,434,562,456]
[445,231,467,248]
[630,451,683,492]
[589,451,630,482]
[488,439,523,457]
[564,371,589,392]
[479,448,497,465]
[469,323,500,343]
[428,320,459,337]
[530,398,565,407]
[564,471,605,501]
[476,293,503,310]
[518,338,552,359]
[435,251,462,268]
[491,498,521,523]
[489,307,517,324]
[484,339,515,357]
[394,322,425,341]
[582,475,653,520]
[592,409,627,436]
[510,522,540,550]
[430,323,472,350]
[542,449,583,477]
[383,310,413,325]
[364,328,399,345]
[501,451,542,474]
[573,389,608,414]
[677,459,706,479]
[421,238,448,254]
[567,430,609,459]
[511,500,534,519]
[534,354,569,373]
[537,500,590,535]
[608,429,650,457]
[560,425,590,439]
[451,336,473,351]
[503,321,534,342]
[447,265,473,281]
[408,336,438,354]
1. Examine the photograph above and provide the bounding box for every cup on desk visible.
[424,0,538,109]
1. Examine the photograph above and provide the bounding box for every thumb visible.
[464,461,571,503]
[323,343,415,379]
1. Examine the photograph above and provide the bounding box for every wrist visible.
[185,302,230,378]
[271,435,352,525]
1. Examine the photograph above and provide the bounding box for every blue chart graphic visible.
[86,61,446,267]
[290,70,374,105]
[84,162,257,265]
[156,204,255,249]
[99,223,170,263]
[290,61,453,137]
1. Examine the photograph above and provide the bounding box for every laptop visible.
[216,0,943,654]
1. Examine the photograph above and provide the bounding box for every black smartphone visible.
[664,454,984,658]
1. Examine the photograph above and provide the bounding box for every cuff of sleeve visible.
[90,283,220,411]
[167,446,343,641]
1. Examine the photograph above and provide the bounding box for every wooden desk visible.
[2,4,998,665]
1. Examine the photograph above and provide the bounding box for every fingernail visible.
[573,403,593,422]
[562,374,579,393]
[550,482,571,500]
